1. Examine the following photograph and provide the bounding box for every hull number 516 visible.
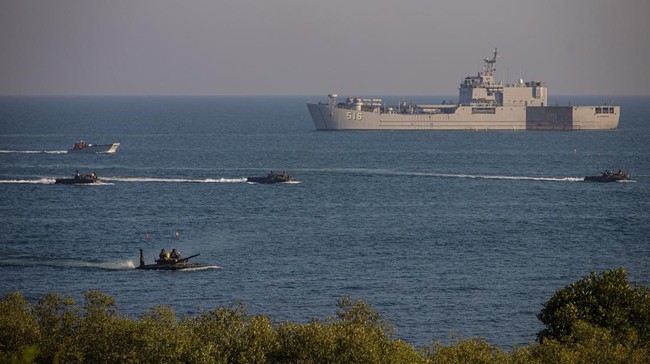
[346,112,363,120]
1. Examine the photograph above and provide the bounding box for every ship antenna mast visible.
[483,48,497,76]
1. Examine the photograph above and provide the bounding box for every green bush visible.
[268,297,422,364]
[537,268,650,348]
[0,292,39,354]
[530,321,649,364]
[1,268,649,363]
[421,337,514,364]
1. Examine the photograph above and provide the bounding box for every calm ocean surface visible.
[1,95,649,348]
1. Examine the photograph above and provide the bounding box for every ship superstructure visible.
[307,49,619,131]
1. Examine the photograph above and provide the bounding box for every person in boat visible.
[268,171,275,179]
[281,171,287,178]
[75,170,80,179]
[159,249,167,261]
[170,248,181,260]
[618,169,625,177]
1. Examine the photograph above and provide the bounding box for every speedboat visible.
[55,172,100,184]
[68,140,120,154]
[136,249,208,271]
[247,171,294,184]
[584,170,630,182]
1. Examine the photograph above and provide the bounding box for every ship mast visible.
[483,48,497,76]
[479,48,498,86]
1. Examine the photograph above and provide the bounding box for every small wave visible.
[0,178,56,184]
[103,177,247,183]
[0,150,67,154]
[0,258,136,270]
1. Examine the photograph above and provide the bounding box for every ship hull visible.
[307,103,619,131]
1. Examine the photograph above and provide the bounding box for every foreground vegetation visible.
[1,268,648,363]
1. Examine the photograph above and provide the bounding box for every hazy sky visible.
[2,0,649,96]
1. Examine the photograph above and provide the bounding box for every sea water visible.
[1,95,649,347]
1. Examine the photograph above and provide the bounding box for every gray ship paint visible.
[307,49,619,131]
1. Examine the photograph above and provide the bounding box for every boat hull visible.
[55,179,100,185]
[68,143,120,154]
[55,177,100,184]
[136,250,207,271]
[137,262,208,270]
[584,175,630,182]
[247,176,294,184]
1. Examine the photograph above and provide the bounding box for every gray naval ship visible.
[307,49,619,131]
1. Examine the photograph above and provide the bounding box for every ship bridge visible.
[459,48,547,107]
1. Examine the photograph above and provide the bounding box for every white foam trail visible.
[178,265,220,271]
[108,260,137,269]
[0,258,136,270]
[0,176,245,185]
[408,171,583,182]
[103,177,247,183]
[0,150,68,154]
[296,168,582,182]
[443,173,584,182]
[0,178,56,184]
[76,181,114,186]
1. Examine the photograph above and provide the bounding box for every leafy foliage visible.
[421,337,516,364]
[529,320,649,364]
[0,292,39,354]
[537,268,650,348]
[0,268,648,363]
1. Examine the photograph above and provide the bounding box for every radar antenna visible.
[483,48,497,76]
[328,93,338,107]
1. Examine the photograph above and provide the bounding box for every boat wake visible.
[176,265,220,271]
[310,168,584,182]
[0,258,136,270]
[0,177,243,184]
[0,150,68,154]
[103,177,248,183]
[0,171,585,185]
[0,178,56,184]
[421,173,584,182]
[295,168,584,182]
